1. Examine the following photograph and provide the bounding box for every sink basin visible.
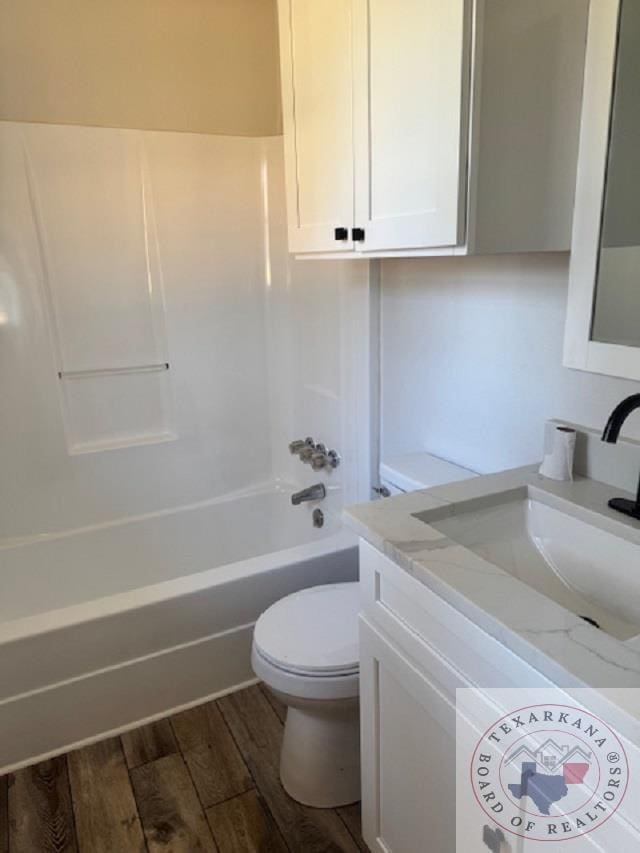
[417,495,640,642]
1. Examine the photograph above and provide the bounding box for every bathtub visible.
[0,485,357,772]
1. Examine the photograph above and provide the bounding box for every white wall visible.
[380,253,640,475]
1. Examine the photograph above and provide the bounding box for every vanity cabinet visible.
[360,619,459,853]
[359,539,552,853]
[277,0,587,257]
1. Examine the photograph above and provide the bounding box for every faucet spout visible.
[602,393,640,443]
[601,394,640,519]
[291,483,326,506]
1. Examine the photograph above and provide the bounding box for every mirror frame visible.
[564,0,640,380]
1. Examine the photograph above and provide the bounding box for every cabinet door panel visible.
[279,0,355,253]
[354,0,470,251]
[360,617,458,853]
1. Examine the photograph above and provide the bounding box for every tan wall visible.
[0,0,282,136]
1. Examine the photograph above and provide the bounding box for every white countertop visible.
[345,466,640,729]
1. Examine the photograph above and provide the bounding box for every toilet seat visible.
[253,582,360,678]
[252,645,360,701]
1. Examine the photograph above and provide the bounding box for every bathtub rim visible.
[0,527,356,647]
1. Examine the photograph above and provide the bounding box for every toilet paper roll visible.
[539,425,576,481]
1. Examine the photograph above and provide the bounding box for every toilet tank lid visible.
[254,582,360,675]
[380,452,476,493]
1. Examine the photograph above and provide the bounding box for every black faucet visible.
[602,393,640,519]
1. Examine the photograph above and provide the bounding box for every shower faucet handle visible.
[289,437,315,455]
[299,445,315,463]
[290,438,339,470]
[327,450,340,469]
[311,448,341,471]
[311,452,327,471]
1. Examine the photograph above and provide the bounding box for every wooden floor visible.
[0,685,366,852]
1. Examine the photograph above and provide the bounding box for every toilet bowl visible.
[251,582,360,808]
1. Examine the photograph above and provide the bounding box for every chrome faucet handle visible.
[327,450,340,469]
[310,448,341,471]
[299,445,315,463]
[311,452,327,471]
[289,437,315,455]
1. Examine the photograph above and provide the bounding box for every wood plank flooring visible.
[0,685,365,852]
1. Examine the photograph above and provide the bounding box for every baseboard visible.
[0,623,257,774]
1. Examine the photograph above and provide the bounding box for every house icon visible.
[536,739,570,770]
[506,740,592,773]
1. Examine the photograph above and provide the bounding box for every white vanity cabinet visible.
[277,0,588,257]
[360,619,459,853]
[358,539,552,853]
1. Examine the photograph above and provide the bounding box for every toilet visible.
[252,453,476,808]
[251,582,360,808]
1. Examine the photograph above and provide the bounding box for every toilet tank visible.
[379,452,477,495]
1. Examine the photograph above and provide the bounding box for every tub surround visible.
[346,424,640,725]
[0,122,371,540]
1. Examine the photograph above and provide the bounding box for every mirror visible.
[565,0,640,380]
[591,0,640,348]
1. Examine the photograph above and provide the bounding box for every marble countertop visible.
[345,466,640,706]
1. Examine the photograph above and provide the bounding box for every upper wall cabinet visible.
[564,0,640,381]
[278,0,356,253]
[278,0,588,257]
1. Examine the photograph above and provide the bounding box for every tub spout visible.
[291,483,326,505]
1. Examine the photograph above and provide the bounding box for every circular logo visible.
[470,703,629,842]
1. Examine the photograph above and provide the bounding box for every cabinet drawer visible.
[359,539,551,695]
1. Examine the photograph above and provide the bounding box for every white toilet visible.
[251,582,360,808]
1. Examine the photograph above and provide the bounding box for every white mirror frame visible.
[564,0,640,380]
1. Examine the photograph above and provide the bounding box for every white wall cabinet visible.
[278,0,355,253]
[352,0,470,254]
[278,0,588,258]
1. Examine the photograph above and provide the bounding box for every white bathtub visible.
[0,485,358,772]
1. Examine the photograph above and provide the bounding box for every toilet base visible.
[278,696,361,808]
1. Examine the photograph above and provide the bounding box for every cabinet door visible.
[278,0,355,254]
[360,617,458,853]
[353,0,471,252]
